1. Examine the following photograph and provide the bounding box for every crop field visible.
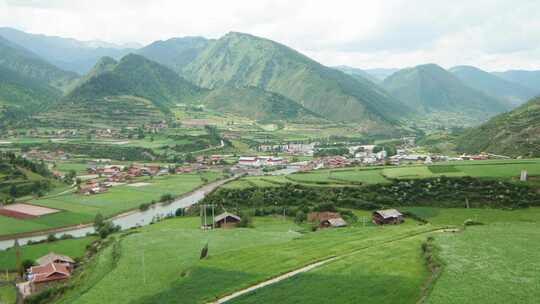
[0,172,222,237]
[402,207,540,226]
[54,217,436,304]
[0,236,97,271]
[329,168,390,184]
[231,236,427,304]
[427,223,540,304]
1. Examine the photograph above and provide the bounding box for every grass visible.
[427,223,540,304]
[401,207,540,226]
[0,236,97,271]
[231,236,428,304]
[0,284,16,304]
[54,217,435,304]
[0,172,223,237]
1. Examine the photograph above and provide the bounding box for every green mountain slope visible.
[0,27,137,74]
[492,70,540,94]
[37,54,200,127]
[199,86,323,122]
[182,32,412,127]
[0,66,61,125]
[333,66,380,83]
[363,68,399,82]
[456,96,540,157]
[0,35,78,90]
[382,64,510,122]
[450,65,536,107]
[137,37,211,73]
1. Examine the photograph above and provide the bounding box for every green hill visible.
[182,32,412,128]
[37,54,201,127]
[492,70,540,94]
[382,64,510,123]
[333,66,381,83]
[0,66,61,125]
[0,36,78,91]
[0,27,137,74]
[199,86,323,122]
[450,65,536,107]
[137,37,211,74]
[456,96,540,157]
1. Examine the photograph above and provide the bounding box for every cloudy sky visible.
[1,0,539,71]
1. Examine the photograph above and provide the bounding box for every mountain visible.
[0,66,61,125]
[37,54,201,127]
[382,64,510,123]
[456,96,540,157]
[137,37,211,73]
[199,86,323,122]
[333,66,380,83]
[450,65,537,107]
[182,32,412,128]
[492,70,540,94]
[363,68,399,82]
[0,35,78,90]
[0,27,137,74]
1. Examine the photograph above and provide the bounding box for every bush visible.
[295,211,307,223]
[46,234,58,242]
[237,213,253,228]
[175,208,184,217]
[139,203,151,211]
[160,193,174,203]
[22,259,36,270]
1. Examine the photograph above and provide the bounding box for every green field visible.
[427,223,540,304]
[0,172,222,237]
[0,284,16,304]
[54,217,436,304]
[0,236,97,271]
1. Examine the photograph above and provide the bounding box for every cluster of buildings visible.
[238,156,286,168]
[22,149,69,162]
[307,212,348,229]
[258,143,316,156]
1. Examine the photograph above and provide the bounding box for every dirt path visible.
[208,256,339,304]
[208,227,449,304]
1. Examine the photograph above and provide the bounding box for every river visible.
[0,177,234,251]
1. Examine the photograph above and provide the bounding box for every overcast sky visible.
[1,0,539,71]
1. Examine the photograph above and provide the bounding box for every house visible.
[307,212,340,223]
[320,217,348,228]
[372,209,404,225]
[214,212,241,228]
[28,263,71,293]
[36,253,75,268]
[238,156,259,167]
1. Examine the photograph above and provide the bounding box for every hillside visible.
[382,64,510,123]
[182,32,412,128]
[0,36,78,90]
[492,70,540,94]
[199,86,323,122]
[0,27,136,74]
[456,96,540,157]
[36,54,201,127]
[363,68,399,82]
[333,66,380,83]
[450,65,536,107]
[0,66,61,125]
[137,37,211,73]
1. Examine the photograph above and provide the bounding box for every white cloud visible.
[0,0,539,70]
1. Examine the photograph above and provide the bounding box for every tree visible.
[9,185,17,198]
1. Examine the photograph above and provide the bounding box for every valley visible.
[0,17,539,304]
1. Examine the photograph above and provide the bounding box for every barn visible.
[320,218,348,228]
[372,209,404,225]
[214,212,241,228]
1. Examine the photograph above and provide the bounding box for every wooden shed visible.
[372,209,404,225]
[214,212,241,228]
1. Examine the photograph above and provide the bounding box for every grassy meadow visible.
[0,172,222,237]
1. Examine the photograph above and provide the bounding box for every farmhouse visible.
[238,156,286,167]
[36,253,75,269]
[28,263,72,293]
[214,212,241,228]
[372,209,404,225]
[307,211,340,222]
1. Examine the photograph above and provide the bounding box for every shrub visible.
[295,211,307,223]
[139,203,151,211]
[46,234,57,242]
[464,219,484,226]
[22,259,36,270]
